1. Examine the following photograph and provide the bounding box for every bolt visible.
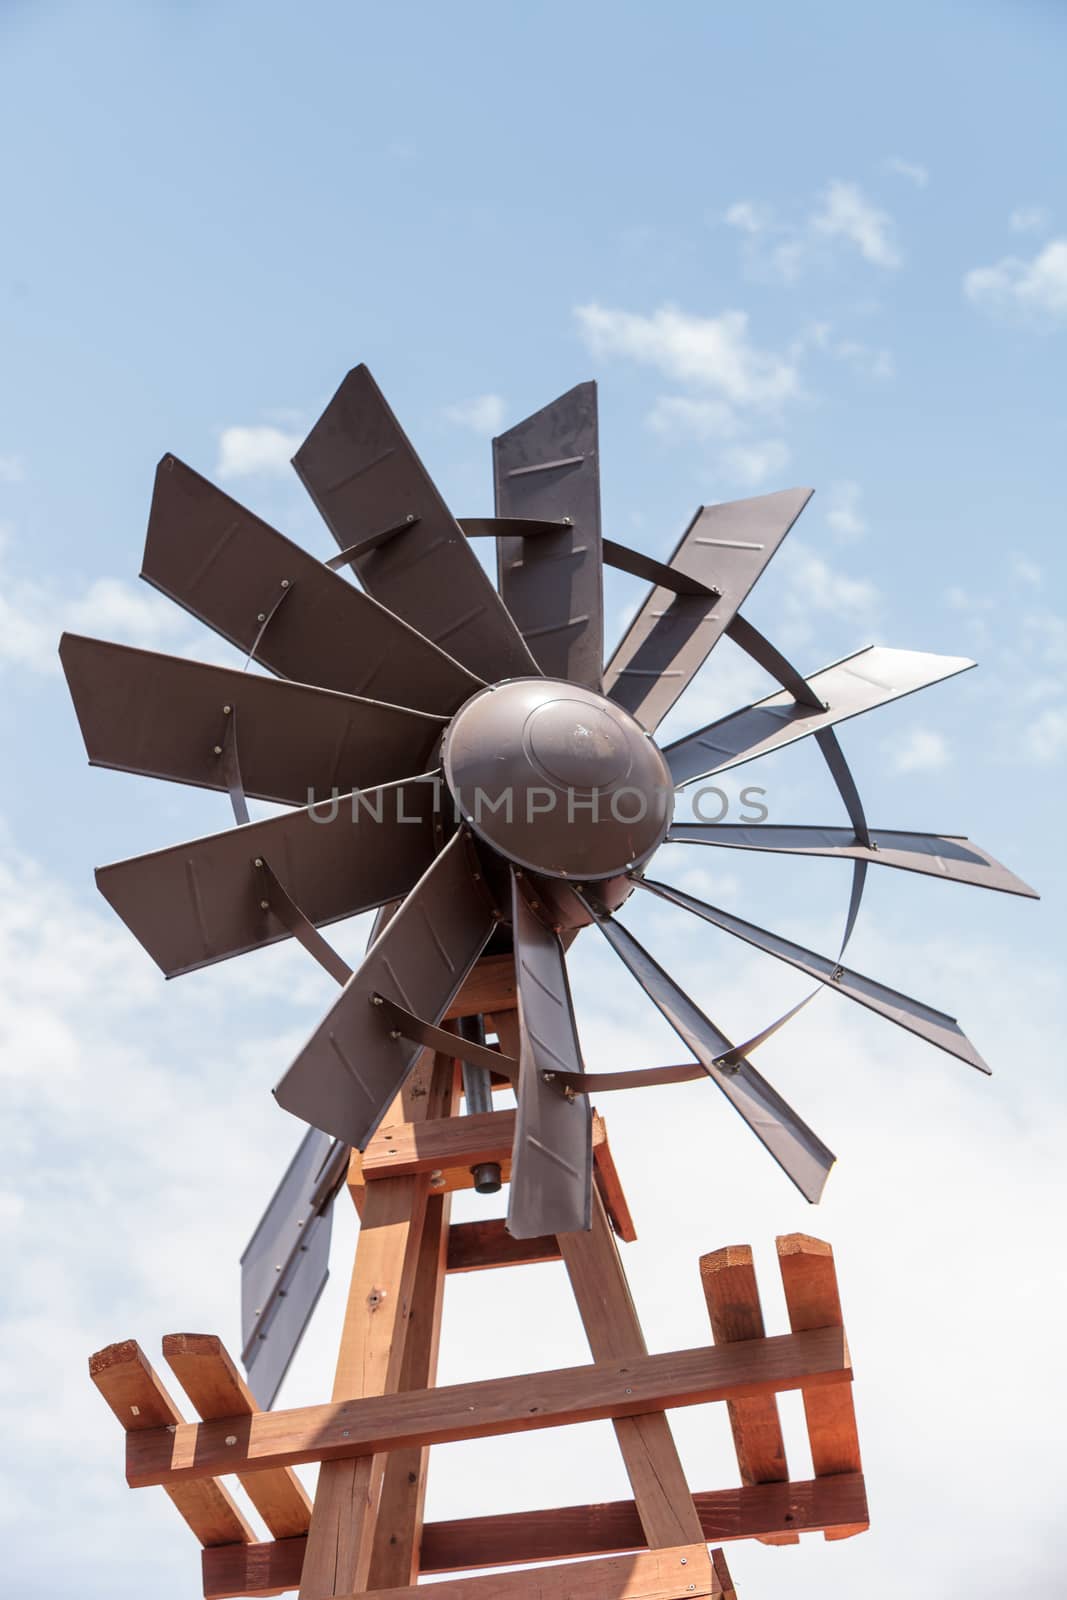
[430,1170,445,1188]
[260,899,269,910]
[562,516,572,525]
[213,744,223,755]
[223,704,232,714]
[342,1429,350,1438]
[253,857,264,867]
[280,578,290,588]
[406,513,415,523]
[680,1557,688,1566]
[257,612,266,623]
[389,1029,401,1040]
[371,995,383,1006]
[624,1386,632,1395]
[542,1071,556,1083]
[225,1435,236,1446]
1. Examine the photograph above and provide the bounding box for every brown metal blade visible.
[60,634,446,807]
[273,829,497,1148]
[507,876,593,1239]
[577,893,835,1203]
[604,489,812,730]
[96,776,439,977]
[141,455,482,714]
[664,646,975,787]
[293,365,539,683]
[492,382,604,689]
[665,823,1038,898]
[638,876,991,1074]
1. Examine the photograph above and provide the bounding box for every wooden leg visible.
[298,1052,455,1599]
[559,1186,704,1548]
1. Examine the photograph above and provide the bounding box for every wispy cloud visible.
[825,480,867,542]
[443,393,506,436]
[723,178,902,280]
[718,438,791,487]
[216,424,302,479]
[576,303,800,408]
[1022,707,1067,764]
[0,454,24,484]
[1009,206,1051,234]
[883,156,929,188]
[890,727,951,773]
[964,238,1067,324]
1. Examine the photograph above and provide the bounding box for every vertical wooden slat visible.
[776,1233,864,1541]
[88,1340,255,1548]
[699,1245,798,1546]
[560,1186,704,1548]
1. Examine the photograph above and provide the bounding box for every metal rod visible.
[458,1015,502,1194]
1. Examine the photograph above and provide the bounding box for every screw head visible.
[223,704,232,714]
[213,744,223,755]
[280,578,290,588]
[253,857,264,867]
[260,899,269,910]
[256,612,266,623]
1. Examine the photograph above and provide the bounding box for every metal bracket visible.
[458,516,574,539]
[725,613,826,711]
[372,994,518,1080]
[324,513,420,569]
[254,857,353,987]
[602,538,720,599]
[215,704,250,826]
[244,579,294,669]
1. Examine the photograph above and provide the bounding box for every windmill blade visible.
[664,645,975,787]
[492,382,604,690]
[293,365,539,684]
[576,893,834,1203]
[507,877,593,1239]
[274,829,497,1148]
[96,776,438,977]
[60,635,446,807]
[241,1127,346,1407]
[141,455,482,715]
[604,488,813,730]
[666,822,1038,899]
[638,876,990,1074]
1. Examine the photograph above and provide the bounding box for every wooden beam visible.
[202,1474,870,1594]
[355,1544,716,1600]
[297,1051,452,1599]
[367,1056,461,1590]
[699,1245,796,1547]
[561,1185,703,1548]
[446,1218,561,1273]
[128,1326,851,1486]
[89,1340,255,1548]
[592,1114,637,1242]
[444,954,516,1018]
[162,1333,311,1540]
[777,1233,865,1540]
[361,1106,606,1185]
[711,1548,737,1600]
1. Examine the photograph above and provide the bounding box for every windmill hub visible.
[442,677,673,880]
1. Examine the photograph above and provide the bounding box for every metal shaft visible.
[458,1015,502,1194]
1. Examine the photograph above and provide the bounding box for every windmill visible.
[62,366,1035,1408]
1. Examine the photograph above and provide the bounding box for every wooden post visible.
[560,1186,705,1548]
[297,1049,455,1599]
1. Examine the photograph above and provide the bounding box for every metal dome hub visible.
[441,678,673,880]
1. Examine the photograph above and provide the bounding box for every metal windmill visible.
[62,366,1035,1405]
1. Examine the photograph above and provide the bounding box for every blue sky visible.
[1,3,1065,1597]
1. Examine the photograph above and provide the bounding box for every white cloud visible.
[1022,707,1067,764]
[646,395,739,440]
[883,157,929,188]
[575,303,800,410]
[1013,555,1042,585]
[811,180,902,269]
[722,199,770,234]
[890,727,951,773]
[443,393,506,436]
[832,339,895,380]
[718,438,791,487]
[216,424,301,479]
[0,523,188,675]
[964,238,1067,323]
[1009,206,1051,234]
[825,479,867,542]
[0,454,24,484]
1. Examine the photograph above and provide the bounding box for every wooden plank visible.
[202,1474,870,1593]
[298,1051,451,1599]
[362,1107,606,1183]
[446,1218,561,1273]
[561,1186,702,1548]
[777,1233,865,1540]
[89,1340,254,1548]
[699,1244,796,1547]
[355,1545,715,1600]
[711,1548,737,1600]
[367,1056,461,1591]
[592,1111,637,1242]
[444,954,516,1018]
[128,1326,851,1486]
[163,1333,311,1540]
